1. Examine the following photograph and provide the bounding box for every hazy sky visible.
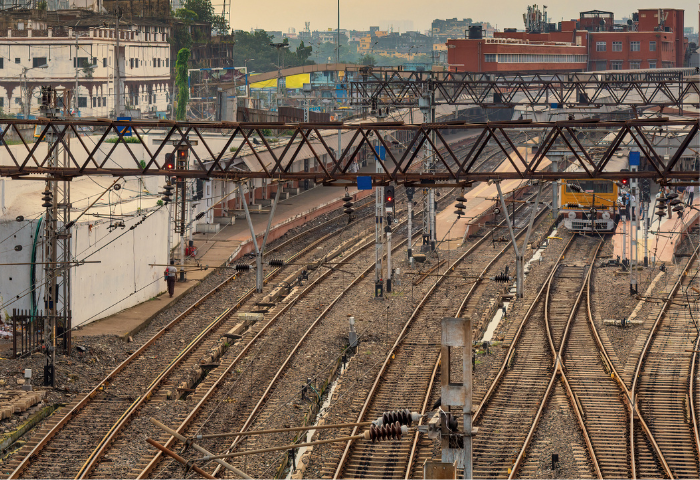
[231,0,699,34]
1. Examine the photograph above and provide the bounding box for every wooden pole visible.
[145,438,215,479]
[150,418,252,479]
[196,434,367,462]
[193,421,373,440]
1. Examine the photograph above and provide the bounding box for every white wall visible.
[0,207,168,327]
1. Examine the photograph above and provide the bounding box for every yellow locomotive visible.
[560,179,619,232]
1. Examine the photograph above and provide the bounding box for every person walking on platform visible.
[165,260,178,298]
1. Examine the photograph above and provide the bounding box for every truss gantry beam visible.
[0,118,697,184]
[348,69,700,108]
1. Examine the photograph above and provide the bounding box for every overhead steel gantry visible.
[0,118,697,184]
[348,68,700,108]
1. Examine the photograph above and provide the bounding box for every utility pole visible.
[40,87,71,387]
[174,147,188,281]
[337,0,340,64]
[114,8,122,118]
[74,25,80,116]
[406,187,414,266]
[419,89,436,251]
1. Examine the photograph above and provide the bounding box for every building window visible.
[630,61,641,69]
[612,41,622,52]
[92,97,96,107]
[648,60,657,68]
[103,96,106,105]
[165,58,169,67]
[103,58,107,67]
[78,97,87,108]
[630,41,640,52]
[484,54,496,62]
[611,60,623,70]
[649,41,656,51]
[15,97,21,104]
[14,58,20,64]
[596,42,606,52]
[74,57,88,68]
[32,57,47,68]
[0,58,3,69]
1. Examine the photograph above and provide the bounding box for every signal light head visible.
[165,162,174,170]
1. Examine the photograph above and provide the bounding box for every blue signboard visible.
[357,176,373,190]
[375,146,386,160]
[629,151,641,166]
[116,117,132,137]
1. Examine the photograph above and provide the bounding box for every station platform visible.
[612,197,699,263]
[435,147,550,248]
[74,183,372,339]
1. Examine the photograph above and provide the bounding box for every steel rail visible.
[209,225,425,477]
[402,197,550,480]
[508,238,603,479]
[331,190,543,479]
[472,234,575,423]
[7,195,368,480]
[136,188,447,479]
[73,218,385,479]
[628,242,700,479]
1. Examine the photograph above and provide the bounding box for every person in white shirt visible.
[165,260,178,298]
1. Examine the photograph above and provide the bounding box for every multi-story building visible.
[447,7,687,73]
[0,9,171,118]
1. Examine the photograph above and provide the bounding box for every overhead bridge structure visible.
[348,68,700,108]
[0,118,697,185]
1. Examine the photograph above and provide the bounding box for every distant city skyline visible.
[231,0,699,34]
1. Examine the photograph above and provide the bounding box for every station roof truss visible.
[0,118,697,185]
[348,69,700,108]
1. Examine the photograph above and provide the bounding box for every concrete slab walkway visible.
[74,183,369,338]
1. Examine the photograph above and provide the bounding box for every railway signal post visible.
[495,182,543,298]
[406,187,415,267]
[238,182,282,293]
[440,317,474,478]
[629,154,640,294]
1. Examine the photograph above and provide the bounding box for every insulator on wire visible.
[656,210,666,218]
[456,195,467,202]
[342,194,353,202]
[195,212,205,220]
[234,264,252,271]
[493,273,511,283]
[343,202,354,209]
[375,409,421,427]
[268,259,285,267]
[344,208,354,215]
[665,193,678,200]
[672,205,684,213]
[454,210,464,217]
[455,203,466,210]
[364,422,407,442]
[669,199,681,206]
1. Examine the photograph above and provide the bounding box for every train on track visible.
[560,178,619,232]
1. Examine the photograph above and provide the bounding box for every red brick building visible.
[447,8,687,73]
[447,37,587,73]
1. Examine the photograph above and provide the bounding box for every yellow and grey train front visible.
[560,179,618,232]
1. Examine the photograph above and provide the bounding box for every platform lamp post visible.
[269,43,289,111]
[244,58,254,107]
[21,64,48,118]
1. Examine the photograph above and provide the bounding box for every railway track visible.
[630,242,700,478]
[1,190,387,480]
[134,181,467,478]
[2,129,525,479]
[472,234,602,478]
[320,190,550,479]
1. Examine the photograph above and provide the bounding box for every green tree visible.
[232,30,314,74]
[178,0,229,34]
[360,54,376,66]
[296,41,313,63]
[175,48,191,120]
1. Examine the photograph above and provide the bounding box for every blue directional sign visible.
[116,117,132,137]
[357,176,373,190]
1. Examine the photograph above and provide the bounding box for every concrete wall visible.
[0,207,168,327]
